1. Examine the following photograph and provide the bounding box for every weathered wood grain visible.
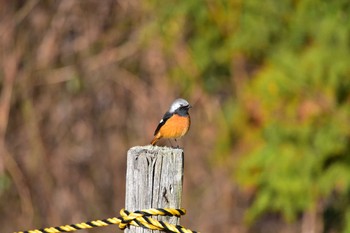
[125,145,184,233]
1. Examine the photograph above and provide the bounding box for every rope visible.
[15,208,198,233]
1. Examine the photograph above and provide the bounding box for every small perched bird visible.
[151,98,191,146]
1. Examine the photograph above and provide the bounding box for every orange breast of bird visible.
[158,114,190,139]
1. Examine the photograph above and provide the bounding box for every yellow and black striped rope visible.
[15,208,198,233]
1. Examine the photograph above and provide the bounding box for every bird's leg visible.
[175,138,180,148]
[168,139,174,147]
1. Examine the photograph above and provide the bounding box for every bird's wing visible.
[154,111,173,136]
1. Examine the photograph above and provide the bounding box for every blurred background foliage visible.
[1,0,350,233]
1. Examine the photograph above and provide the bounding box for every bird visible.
[150,98,191,146]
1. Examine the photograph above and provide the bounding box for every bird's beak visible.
[187,104,192,109]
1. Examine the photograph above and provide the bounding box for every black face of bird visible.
[175,104,191,116]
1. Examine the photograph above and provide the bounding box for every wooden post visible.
[125,145,184,233]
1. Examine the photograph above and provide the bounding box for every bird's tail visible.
[150,134,161,145]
